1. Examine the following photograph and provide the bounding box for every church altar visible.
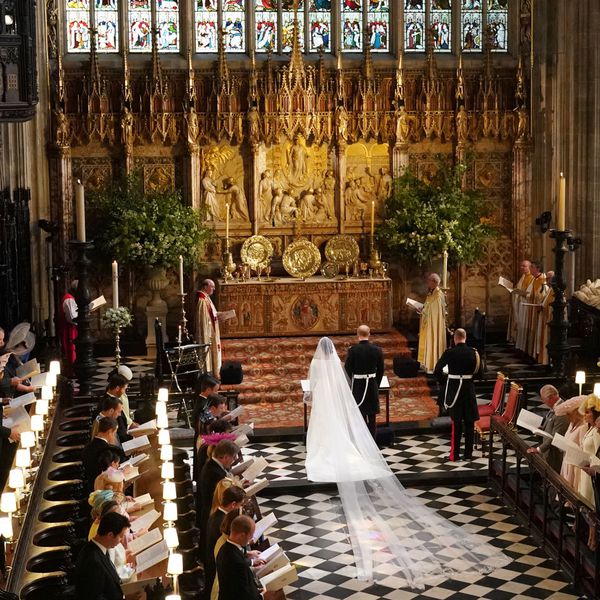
[217,276,393,338]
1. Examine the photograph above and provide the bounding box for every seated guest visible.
[197,420,235,474]
[93,449,123,491]
[211,510,241,600]
[74,511,131,600]
[198,394,231,436]
[578,396,600,509]
[556,395,587,491]
[204,485,247,600]
[106,365,138,426]
[93,395,131,446]
[82,417,125,496]
[193,375,221,477]
[198,439,239,555]
[216,515,269,600]
[526,385,569,472]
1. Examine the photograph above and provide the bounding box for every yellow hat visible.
[578,394,600,415]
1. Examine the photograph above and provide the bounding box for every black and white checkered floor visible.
[91,347,588,597]
[260,485,585,600]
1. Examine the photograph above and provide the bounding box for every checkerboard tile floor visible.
[260,486,585,600]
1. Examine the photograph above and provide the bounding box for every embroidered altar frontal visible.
[218,276,393,338]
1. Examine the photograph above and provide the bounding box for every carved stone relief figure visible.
[321,169,336,219]
[376,167,392,201]
[121,107,134,151]
[345,179,368,220]
[287,135,309,184]
[516,106,529,141]
[223,177,250,220]
[298,189,317,221]
[185,106,199,147]
[456,105,469,143]
[202,167,221,220]
[270,188,283,224]
[259,169,274,220]
[280,190,298,224]
[247,106,261,145]
[53,107,70,147]
[335,104,348,141]
[395,105,411,143]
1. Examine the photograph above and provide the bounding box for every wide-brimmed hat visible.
[5,323,36,357]
[578,394,600,415]
[555,395,586,416]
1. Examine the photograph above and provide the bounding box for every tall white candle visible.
[558,172,566,231]
[225,203,230,244]
[179,255,184,295]
[75,180,86,242]
[112,261,119,308]
[370,201,375,237]
[442,250,448,289]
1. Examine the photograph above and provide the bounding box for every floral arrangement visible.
[102,307,133,330]
[377,159,497,267]
[87,174,212,270]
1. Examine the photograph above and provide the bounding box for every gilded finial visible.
[515,54,526,106]
[89,27,100,95]
[455,49,465,105]
[122,51,132,105]
[395,48,405,105]
[187,47,196,103]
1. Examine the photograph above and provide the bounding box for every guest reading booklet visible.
[516,408,553,439]
[252,512,277,542]
[29,372,53,388]
[128,419,157,437]
[259,564,298,592]
[135,539,169,574]
[16,359,40,380]
[129,508,160,534]
[127,528,162,555]
[122,435,151,455]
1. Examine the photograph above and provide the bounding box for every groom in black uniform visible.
[345,325,385,437]
[434,328,480,462]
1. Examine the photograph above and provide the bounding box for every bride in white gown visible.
[305,337,510,589]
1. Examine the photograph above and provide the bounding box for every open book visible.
[241,456,268,482]
[255,549,289,579]
[405,298,424,312]
[252,512,277,542]
[2,406,31,436]
[129,508,160,534]
[516,409,552,439]
[119,453,149,471]
[231,458,254,477]
[232,422,254,437]
[235,434,249,448]
[259,564,298,592]
[129,420,157,438]
[122,435,151,455]
[16,359,40,380]
[9,392,36,409]
[497,276,514,293]
[219,309,236,321]
[228,405,245,420]
[29,372,53,388]
[128,528,162,555]
[564,446,600,468]
[132,493,154,508]
[135,540,169,574]
[89,295,107,312]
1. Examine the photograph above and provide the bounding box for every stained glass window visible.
[282,0,304,52]
[341,0,362,52]
[309,0,330,52]
[431,0,451,52]
[157,0,180,52]
[95,0,119,52]
[404,1,424,52]
[461,0,482,51]
[487,0,508,51]
[66,0,92,53]
[129,0,152,52]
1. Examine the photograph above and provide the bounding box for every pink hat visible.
[555,395,587,416]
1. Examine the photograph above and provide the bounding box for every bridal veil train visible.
[305,337,510,590]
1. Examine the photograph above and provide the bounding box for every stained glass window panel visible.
[255,0,277,52]
[341,0,362,52]
[223,12,245,51]
[157,0,179,51]
[282,12,304,52]
[67,9,91,52]
[368,14,388,51]
[196,14,218,51]
[404,11,424,51]
[95,11,119,51]
[487,0,508,52]
[431,0,451,52]
[309,15,330,51]
[461,0,482,51]
[129,9,152,52]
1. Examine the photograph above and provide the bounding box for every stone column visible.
[48,144,73,267]
[335,141,346,233]
[187,144,201,210]
[512,139,533,270]
[392,143,409,177]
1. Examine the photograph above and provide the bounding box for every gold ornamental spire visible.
[394,49,405,105]
[515,54,526,106]
[122,50,132,105]
[151,26,165,94]
[288,0,304,84]
[89,27,101,96]
[217,28,230,84]
[336,46,344,102]
[248,49,258,103]
[187,47,196,103]
[455,49,465,106]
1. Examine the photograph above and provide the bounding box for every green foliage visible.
[102,307,133,330]
[376,160,497,267]
[87,175,212,270]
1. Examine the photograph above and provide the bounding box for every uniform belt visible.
[444,374,473,410]
[351,373,377,407]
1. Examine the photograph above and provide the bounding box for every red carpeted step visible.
[220,332,439,428]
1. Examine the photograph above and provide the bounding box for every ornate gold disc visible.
[240,235,274,269]
[282,239,322,278]
[325,234,360,265]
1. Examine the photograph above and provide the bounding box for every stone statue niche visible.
[344,142,391,225]
[262,135,334,228]
[200,144,249,225]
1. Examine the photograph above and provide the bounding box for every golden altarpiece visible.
[46,0,533,337]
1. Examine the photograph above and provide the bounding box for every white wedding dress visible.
[305,337,510,589]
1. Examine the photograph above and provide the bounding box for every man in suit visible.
[345,325,385,437]
[82,417,125,495]
[434,328,480,462]
[216,515,264,600]
[192,374,221,481]
[204,485,246,600]
[74,511,130,600]
[198,439,239,554]
[96,374,132,445]
[527,384,569,472]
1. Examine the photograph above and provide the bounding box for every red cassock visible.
[57,292,77,373]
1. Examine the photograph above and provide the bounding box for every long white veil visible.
[305,337,510,589]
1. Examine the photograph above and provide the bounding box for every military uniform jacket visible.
[433,343,479,422]
[344,340,384,415]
